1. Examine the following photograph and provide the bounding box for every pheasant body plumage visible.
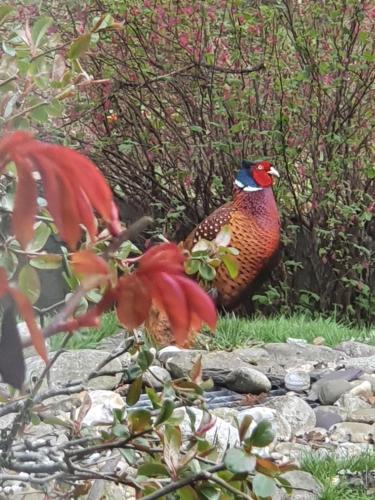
[145,159,280,345]
[184,171,280,308]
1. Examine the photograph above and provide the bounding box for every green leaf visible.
[248,420,275,447]
[145,387,161,409]
[18,265,41,304]
[27,222,51,252]
[138,462,169,478]
[31,16,53,48]
[215,225,232,247]
[30,103,49,123]
[154,398,174,425]
[127,364,142,380]
[192,239,211,253]
[47,99,64,118]
[128,409,152,433]
[0,251,18,277]
[222,254,239,279]
[190,125,204,133]
[138,348,154,371]
[126,376,142,406]
[184,258,200,275]
[30,255,62,270]
[0,5,14,26]
[198,262,216,281]
[68,33,92,59]
[224,448,256,474]
[178,486,199,499]
[199,487,220,500]
[252,473,277,498]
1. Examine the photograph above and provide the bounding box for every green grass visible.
[47,311,374,353]
[48,311,121,351]
[199,314,373,350]
[301,452,375,500]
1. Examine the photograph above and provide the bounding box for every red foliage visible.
[0,132,121,249]
[116,243,217,345]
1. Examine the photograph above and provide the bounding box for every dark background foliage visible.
[4,0,375,323]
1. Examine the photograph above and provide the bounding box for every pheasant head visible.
[234,160,280,192]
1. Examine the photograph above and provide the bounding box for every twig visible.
[0,75,17,89]
[142,464,225,500]
[199,62,265,74]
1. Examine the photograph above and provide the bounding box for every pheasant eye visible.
[257,165,263,170]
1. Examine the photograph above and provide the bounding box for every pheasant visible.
[145,159,281,345]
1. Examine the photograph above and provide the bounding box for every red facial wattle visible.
[252,161,276,188]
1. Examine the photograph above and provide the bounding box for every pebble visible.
[316,379,352,405]
[285,371,311,392]
[225,366,271,394]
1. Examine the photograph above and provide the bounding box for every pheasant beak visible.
[269,166,280,178]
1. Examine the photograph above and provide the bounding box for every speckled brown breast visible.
[184,188,280,308]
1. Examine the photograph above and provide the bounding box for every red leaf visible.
[75,190,97,240]
[116,274,152,329]
[71,250,109,276]
[33,152,81,248]
[151,272,190,345]
[0,267,9,297]
[12,156,37,248]
[43,146,114,223]
[175,276,217,330]
[9,289,47,363]
[138,243,185,275]
[0,132,120,250]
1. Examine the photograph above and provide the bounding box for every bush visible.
[52,0,374,323]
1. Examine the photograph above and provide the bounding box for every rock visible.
[100,482,136,500]
[211,407,239,426]
[179,407,238,457]
[349,408,375,424]
[264,395,316,435]
[329,422,375,443]
[316,379,352,405]
[335,394,371,417]
[279,471,322,499]
[0,413,15,430]
[225,367,271,394]
[284,372,310,392]
[263,343,346,367]
[335,341,375,358]
[359,373,375,392]
[79,390,125,426]
[349,380,372,397]
[165,350,221,379]
[234,347,271,363]
[343,355,375,373]
[238,406,292,442]
[143,365,171,389]
[25,350,123,391]
[318,367,363,383]
[275,442,316,465]
[158,346,184,363]
[314,407,343,429]
[335,442,374,458]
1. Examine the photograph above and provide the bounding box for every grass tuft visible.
[301,452,375,500]
[200,314,373,350]
[48,311,121,351]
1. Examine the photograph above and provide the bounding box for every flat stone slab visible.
[25,350,123,391]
